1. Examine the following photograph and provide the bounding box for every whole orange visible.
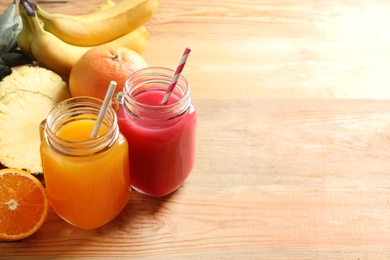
[69,46,148,100]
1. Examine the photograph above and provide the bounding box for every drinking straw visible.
[160,47,192,105]
[90,81,117,139]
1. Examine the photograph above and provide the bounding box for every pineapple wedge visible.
[0,66,70,102]
[0,90,56,173]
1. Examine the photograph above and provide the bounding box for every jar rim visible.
[44,96,119,156]
[122,67,191,121]
[125,67,189,103]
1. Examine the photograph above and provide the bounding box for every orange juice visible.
[40,97,130,230]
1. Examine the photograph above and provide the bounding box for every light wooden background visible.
[2,0,390,259]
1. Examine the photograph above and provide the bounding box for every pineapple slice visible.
[0,66,70,102]
[0,90,56,173]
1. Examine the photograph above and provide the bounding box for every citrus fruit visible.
[69,45,148,100]
[0,168,49,241]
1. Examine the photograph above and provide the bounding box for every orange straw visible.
[161,47,191,105]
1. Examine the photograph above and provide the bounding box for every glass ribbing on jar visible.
[121,67,191,122]
[43,97,119,157]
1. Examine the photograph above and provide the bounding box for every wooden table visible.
[2,0,390,258]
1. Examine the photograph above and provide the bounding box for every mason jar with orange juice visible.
[40,96,131,230]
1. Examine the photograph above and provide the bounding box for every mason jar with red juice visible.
[116,67,197,197]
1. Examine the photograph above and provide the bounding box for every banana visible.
[21,3,150,76]
[103,26,150,54]
[26,11,86,76]
[36,0,159,46]
[16,4,33,58]
[17,0,116,59]
[90,0,116,13]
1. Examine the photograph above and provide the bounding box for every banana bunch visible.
[0,1,31,79]
[89,0,116,13]
[18,0,159,76]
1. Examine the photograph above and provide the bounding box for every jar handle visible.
[112,92,124,112]
[39,119,46,141]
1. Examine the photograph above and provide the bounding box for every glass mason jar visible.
[116,67,197,197]
[40,97,131,230]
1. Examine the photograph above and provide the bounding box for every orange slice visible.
[0,168,48,241]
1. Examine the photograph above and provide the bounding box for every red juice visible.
[117,87,197,197]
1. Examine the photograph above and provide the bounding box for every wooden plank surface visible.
[3,98,390,259]
[2,0,390,259]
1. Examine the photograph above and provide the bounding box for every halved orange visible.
[0,168,48,241]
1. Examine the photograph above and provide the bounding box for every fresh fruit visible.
[0,66,70,102]
[0,1,32,79]
[0,90,57,173]
[17,0,116,59]
[0,66,69,173]
[36,0,159,46]
[16,0,34,59]
[19,2,150,76]
[69,45,148,100]
[90,0,116,13]
[0,168,48,241]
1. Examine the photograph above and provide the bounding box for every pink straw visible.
[160,47,192,105]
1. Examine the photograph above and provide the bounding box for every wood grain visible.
[5,0,390,100]
[3,99,390,258]
[2,0,390,258]
[143,0,390,100]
